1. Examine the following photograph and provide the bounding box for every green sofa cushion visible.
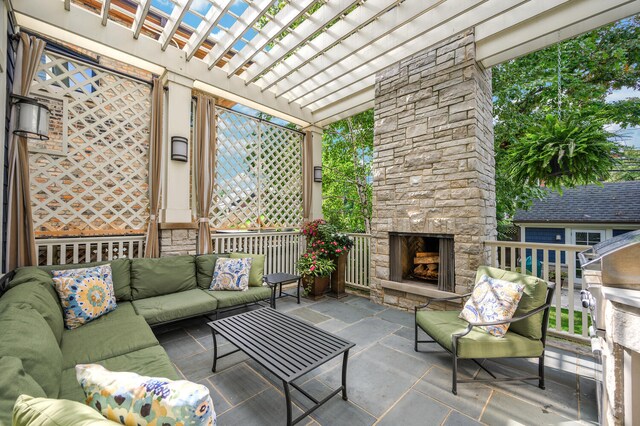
[60,312,157,369]
[39,258,132,301]
[0,279,64,344]
[82,301,138,326]
[0,357,47,426]
[0,304,62,398]
[131,289,218,325]
[130,255,197,299]
[207,286,272,308]
[416,310,544,359]
[195,253,229,289]
[476,266,549,340]
[12,395,118,426]
[59,345,179,403]
[230,252,265,287]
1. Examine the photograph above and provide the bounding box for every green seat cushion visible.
[0,357,47,426]
[0,304,62,398]
[0,279,64,344]
[230,252,265,287]
[130,255,197,299]
[60,312,158,369]
[80,301,139,326]
[40,258,132,301]
[195,253,229,289]
[207,286,272,308]
[416,310,544,359]
[131,289,218,325]
[12,395,118,426]
[476,266,548,340]
[59,345,179,402]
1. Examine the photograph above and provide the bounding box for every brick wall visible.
[370,29,496,309]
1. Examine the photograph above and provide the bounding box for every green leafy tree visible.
[493,16,640,222]
[322,110,373,233]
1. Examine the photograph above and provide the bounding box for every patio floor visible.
[154,293,599,426]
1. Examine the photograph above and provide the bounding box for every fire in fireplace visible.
[389,232,455,292]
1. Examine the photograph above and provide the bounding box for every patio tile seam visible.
[310,373,381,422]
[478,388,493,423]
[487,386,576,423]
[378,334,439,364]
[203,376,234,411]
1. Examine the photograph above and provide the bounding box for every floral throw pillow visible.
[76,364,215,426]
[52,264,117,329]
[459,274,525,337]
[209,258,252,291]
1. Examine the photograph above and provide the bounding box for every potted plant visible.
[506,113,620,192]
[296,251,335,299]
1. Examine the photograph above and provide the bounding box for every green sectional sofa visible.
[0,253,274,425]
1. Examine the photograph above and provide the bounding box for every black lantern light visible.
[12,95,50,140]
[171,136,188,162]
[313,166,322,183]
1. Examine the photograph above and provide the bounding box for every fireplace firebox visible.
[389,232,455,292]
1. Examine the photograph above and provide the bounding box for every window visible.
[573,230,604,280]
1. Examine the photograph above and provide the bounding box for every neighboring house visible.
[514,181,640,281]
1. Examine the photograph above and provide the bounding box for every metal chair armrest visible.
[415,292,472,312]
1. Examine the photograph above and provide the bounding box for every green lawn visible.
[548,306,590,335]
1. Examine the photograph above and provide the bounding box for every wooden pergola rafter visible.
[13,0,640,126]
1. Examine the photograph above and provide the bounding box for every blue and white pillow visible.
[52,264,117,329]
[459,274,525,337]
[209,258,252,291]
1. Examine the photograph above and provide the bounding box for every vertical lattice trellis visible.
[29,51,151,235]
[212,108,303,230]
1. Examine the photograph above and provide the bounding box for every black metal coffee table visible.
[208,307,355,425]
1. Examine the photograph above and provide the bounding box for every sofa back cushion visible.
[0,270,64,344]
[40,258,132,301]
[475,266,549,340]
[0,303,63,398]
[0,357,47,426]
[230,252,265,287]
[195,253,229,289]
[130,255,197,299]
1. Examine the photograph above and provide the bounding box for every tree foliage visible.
[493,16,640,220]
[321,110,373,233]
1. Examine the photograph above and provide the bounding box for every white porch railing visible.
[35,235,146,265]
[346,233,371,289]
[211,231,303,276]
[485,241,590,342]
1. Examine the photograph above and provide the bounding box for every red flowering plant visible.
[296,250,335,277]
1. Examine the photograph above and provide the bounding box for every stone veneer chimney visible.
[370,29,496,309]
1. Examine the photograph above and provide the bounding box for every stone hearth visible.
[370,29,496,309]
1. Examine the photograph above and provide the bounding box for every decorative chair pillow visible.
[76,364,216,426]
[209,258,252,291]
[459,274,525,337]
[52,264,117,329]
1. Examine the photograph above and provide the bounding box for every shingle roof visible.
[514,181,640,224]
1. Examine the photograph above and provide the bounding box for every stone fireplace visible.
[369,29,496,309]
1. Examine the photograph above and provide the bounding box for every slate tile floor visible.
[154,294,599,426]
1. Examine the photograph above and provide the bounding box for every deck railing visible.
[485,240,590,342]
[211,231,303,276]
[35,235,146,265]
[345,233,371,289]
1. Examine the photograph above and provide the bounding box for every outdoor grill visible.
[579,229,640,425]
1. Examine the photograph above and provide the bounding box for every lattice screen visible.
[211,109,303,230]
[29,51,151,235]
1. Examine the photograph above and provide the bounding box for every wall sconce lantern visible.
[313,166,322,183]
[171,136,188,162]
[555,234,563,241]
[12,95,50,140]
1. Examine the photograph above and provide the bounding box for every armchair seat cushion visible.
[416,310,544,359]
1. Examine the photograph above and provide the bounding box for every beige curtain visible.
[194,93,216,254]
[6,34,46,270]
[302,131,313,221]
[143,77,164,258]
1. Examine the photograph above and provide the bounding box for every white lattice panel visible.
[29,52,151,234]
[211,109,303,230]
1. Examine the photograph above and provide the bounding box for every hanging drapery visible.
[302,131,313,221]
[194,93,216,254]
[143,77,164,258]
[6,33,46,270]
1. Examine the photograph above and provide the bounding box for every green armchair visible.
[414,266,556,395]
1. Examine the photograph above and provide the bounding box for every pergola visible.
[11,0,640,127]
